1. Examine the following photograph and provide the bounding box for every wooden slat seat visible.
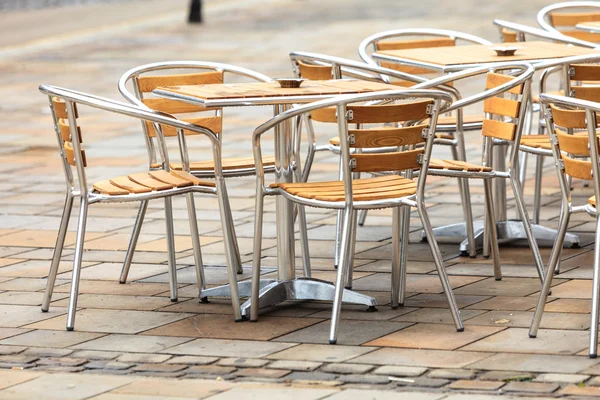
[429,159,493,172]
[590,195,596,208]
[92,170,214,196]
[437,114,484,126]
[520,135,552,150]
[328,132,454,147]
[271,175,417,202]
[151,156,275,172]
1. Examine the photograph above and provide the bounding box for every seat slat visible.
[170,170,216,187]
[297,61,333,80]
[284,179,416,195]
[348,124,427,148]
[148,170,193,187]
[274,175,400,189]
[351,149,423,173]
[137,71,224,93]
[520,135,552,150]
[109,176,152,193]
[128,172,174,191]
[429,159,492,172]
[481,119,517,141]
[93,180,129,195]
[483,97,521,118]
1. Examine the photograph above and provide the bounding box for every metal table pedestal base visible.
[240,277,378,319]
[421,219,580,255]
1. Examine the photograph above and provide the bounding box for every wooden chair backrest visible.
[569,63,600,102]
[134,70,224,137]
[549,10,600,42]
[52,97,87,167]
[549,103,594,180]
[481,72,525,141]
[345,99,434,173]
[501,28,519,43]
[296,61,333,80]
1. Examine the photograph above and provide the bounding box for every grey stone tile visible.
[266,343,376,363]
[162,338,297,358]
[0,330,104,349]
[351,348,492,368]
[71,334,192,353]
[468,353,600,373]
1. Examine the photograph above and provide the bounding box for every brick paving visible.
[0,0,598,398]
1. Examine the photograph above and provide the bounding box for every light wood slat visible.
[297,61,332,80]
[502,28,518,43]
[348,100,433,124]
[351,149,423,172]
[128,172,174,191]
[571,85,600,102]
[429,159,492,172]
[571,64,600,82]
[556,130,591,155]
[436,113,484,125]
[550,104,587,129]
[52,97,78,119]
[63,142,86,167]
[561,30,600,43]
[376,37,455,51]
[274,175,400,189]
[109,176,152,194]
[170,170,216,187]
[283,179,416,195]
[486,72,523,94]
[520,135,552,150]
[483,97,521,118]
[145,116,222,137]
[550,12,600,27]
[311,106,337,123]
[93,180,129,195]
[590,195,596,207]
[380,62,438,76]
[137,71,223,93]
[482,119,517,140]
[563,155,593,180]
[148,170,193,187]
[58,118,83,143]
[142,98,211,114]
[313,186,417,202]
[348,124,427,148]
[376,41,596,68]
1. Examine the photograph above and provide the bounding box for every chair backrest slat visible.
[297,61,333,80]
[483,97,521,118]
[486,72,524,94]
[141,98,210,114]
[348,124,427,148]
[501,28,519,43]
[348,100,432,124]
[144,115,222,137]
[52,97,85,167]
[550,104,587,128]
[136,71,223,93]
[562,155,593,180]
[351,149,424,173]
[570,64,600,81]
[481,119,516,141]
[64,142,87,167]
[571,85,600,102]
[550,11,600,26]
[52,97,77,119]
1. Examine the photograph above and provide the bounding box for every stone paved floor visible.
[0,0,599,398]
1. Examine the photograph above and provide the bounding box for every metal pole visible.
[188,0,203,24]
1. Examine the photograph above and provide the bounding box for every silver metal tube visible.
[391,207,401,308]
[164,197,178,302]
[250,186,265,322]
[345,210,358,289]
[532,156,544,224]
[120,200,148,284]
[66,197,88,331]
[485,178,502,280]
[358,210,368,226]
[42,193,74,312]
[589,216,600,357]
[186,193,206,296]
[399,205,411,305]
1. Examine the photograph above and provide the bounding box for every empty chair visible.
[538,1,600,44]
[250,88,463,344]
[39,84,242,328]
[531,92,600,357]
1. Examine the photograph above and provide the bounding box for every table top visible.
[374,41,599,72]
[153,79,397,108]
[576,21,600,32]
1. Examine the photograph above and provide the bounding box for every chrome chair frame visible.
[493,19,600,48]
[118,61,313,299]
[410,62,545,285]
[531,92,600,357]
[39,84,243,328]
[250,89,459,344]
[289,52,477,267]
[538,1,600,47]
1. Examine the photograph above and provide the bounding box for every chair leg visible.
[418,202,463,331]
[297,205,312,278]
[222,196,243,274]
[333,155,344,269]
[344,210,358,289]
[164,197,178,302]
[66,198,88,331]
[250,191,264,322]
[120,200,148,284]
[510,175,545,282]
[391,207,401,308]
[589,215,600,358]
[358,210,368,226]
[185,193,206,299]
[529,206,570,339]
[484,179,502,281]
[451,146,476,258]
[532,156,544,225]
[399,205,411,306]
[42,194,74,312]
[329,206,353,344]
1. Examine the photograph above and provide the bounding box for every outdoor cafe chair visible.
[39,84,242,329]
[118,61,312,300]
[288,51,476,271]
[538,1,600,45]
[409,62,545,287]
[249,88,460,344]
[531,92,600,358]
